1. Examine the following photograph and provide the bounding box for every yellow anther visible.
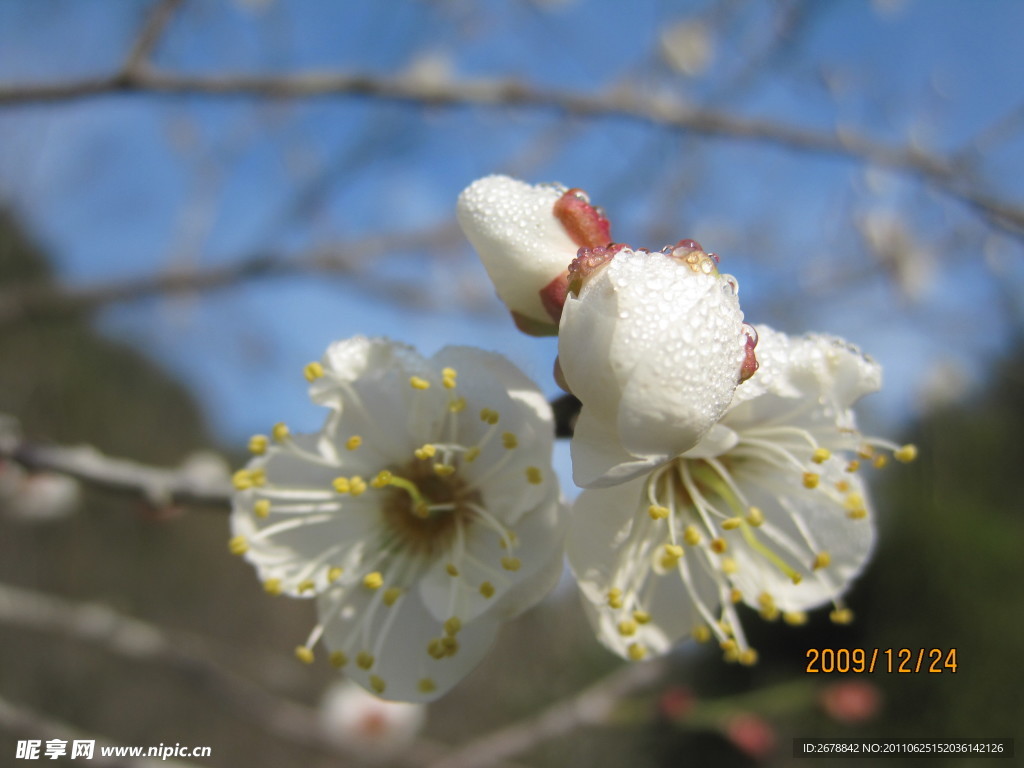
[414,444,437,460]
[498,531,518,549]
[228,536,249,555]
[830,608,854,625]
[297,579,315,593]
[843,492,865,512]
[627,643,647,661]
[761,606,780,621]
[332,477,351,494]
[371,470,392,489]
[894,444,918,463]
[847,508,868,520]
[757,592,774,609]
[272,422,290,442]
[349,476,366,496]
[790,572,804,585]
[663,544,684,559]
[719,620,734,637]
[607,588,624,609]
[873,454,889,469]
[248,435,269,455]
[444,617,462,636]
[721,557,739,574]
[263,578,282,595]
[369,675,386,694]
[617,619,638,636]
[633,610,651,624]
[445,562,460,577]
[479,581,495,599]
[683,525,701,546]
[248,468,267,487]
[692,625,711,643]
[710,537,727,553]
[441,636,458,652]
[648,505,669,520]
[501,556,522,572]
[802,472,820,489]
[835,479,851,492]
[433,463,456,477]
[232,470,253,491]
[720,638,738,654]
[812,552,832,570]
[846,459,861,473]
[783,611,808,626]
[463,446,481,462]
[327,567,344,583]
[525,466,543,485]
[426,639,444,659]
[729,588,743,603]
[356,651,375,670]
[746,506,765,526]
[329,651,348,669]
[811,447,832,464]
[303,361,325,382]
[294,646,314,664]
[382,587,402,606]
[253,499,271,518]
[501,432,518,449]
[409,375,431,390]
[441,367,458,388]
[345,435,363,451]
[418,678,437,694]
[362,572,383,590]
[738,649,759,666]
[721,517,742,530]
[448,396,467,413]
[857,445,875,459]
[479,408,499,425]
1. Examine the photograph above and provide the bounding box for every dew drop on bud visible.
[675,238,703,253]
[721,275,739,296]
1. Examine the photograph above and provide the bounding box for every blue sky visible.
[1,0,1021,483]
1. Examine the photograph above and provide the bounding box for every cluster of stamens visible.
[596,419,916,665]
[228,360,546,696]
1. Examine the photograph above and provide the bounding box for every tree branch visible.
[0,69,1021,238]
[430,658,667,768]
[121,0,184,75]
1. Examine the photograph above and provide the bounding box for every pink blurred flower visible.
[726,713,776,760]
[821,680,883,724]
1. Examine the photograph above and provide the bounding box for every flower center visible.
[379,461,481,557]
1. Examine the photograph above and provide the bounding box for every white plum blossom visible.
[319,679,426,760]
[558,242,756,488]
[456,174,613,334]
[567,325,917,665]
[230,337,567,702]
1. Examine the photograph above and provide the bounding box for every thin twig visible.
[430,659,667,768]
[121,0,184,74]
[0,70,1021,238]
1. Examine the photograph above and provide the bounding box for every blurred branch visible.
[0,434,232,510]
[430,658,667,768]
[1,70,1022,238]
[0,224,464,329]
[0,693,209,768]
[0,582,453,766]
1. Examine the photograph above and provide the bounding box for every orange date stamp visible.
[805,648,958,674]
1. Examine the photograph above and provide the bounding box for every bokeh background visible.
[1,1,1022,766]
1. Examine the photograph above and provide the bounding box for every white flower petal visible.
[559,248,746,487]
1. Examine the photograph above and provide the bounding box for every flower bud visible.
[457,175,611,334]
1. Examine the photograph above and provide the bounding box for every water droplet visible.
[721,275,739,296]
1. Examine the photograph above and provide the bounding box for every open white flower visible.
[567,325,917,665]
[456,174,612,334]
[558,243,755,488]
[230,337,566,702]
